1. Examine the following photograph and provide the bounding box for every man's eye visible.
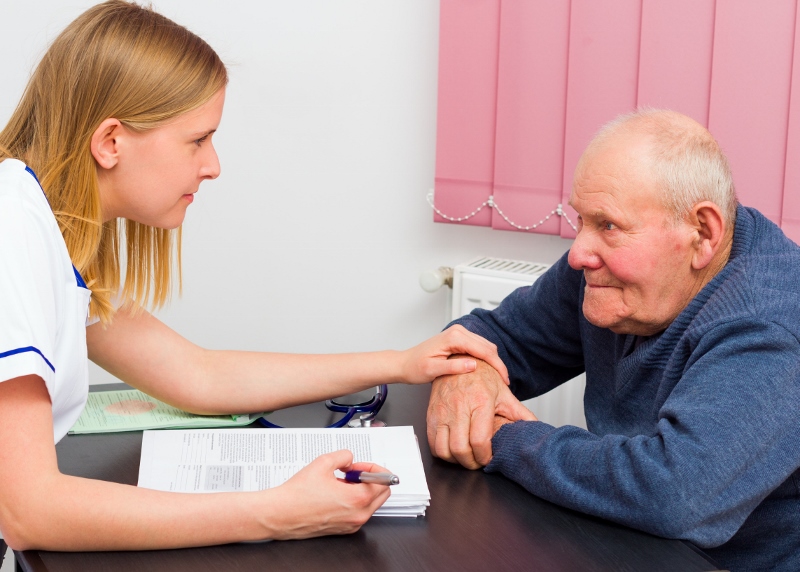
[604,222,616,231]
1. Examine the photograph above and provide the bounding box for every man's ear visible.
[90,118,123,170]
[688,201,727,270]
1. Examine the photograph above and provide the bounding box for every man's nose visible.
[568,229,601,270]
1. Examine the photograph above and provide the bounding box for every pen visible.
[344,470,400,486]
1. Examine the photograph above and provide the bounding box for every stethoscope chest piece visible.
[347,415,387,428]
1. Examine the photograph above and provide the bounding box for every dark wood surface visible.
[17,383,721,572]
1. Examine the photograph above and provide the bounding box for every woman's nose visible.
[201,145,221,180]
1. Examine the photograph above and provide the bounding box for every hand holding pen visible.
[344,470,400,486]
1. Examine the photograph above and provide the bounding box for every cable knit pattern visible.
[452,206,800,571]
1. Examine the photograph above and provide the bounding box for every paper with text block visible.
[138,426,430,516]
[69,389,263,434]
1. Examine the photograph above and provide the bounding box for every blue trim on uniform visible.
[24,165,41,184]
[73,266,87,288]
[23,165,88,289]
[0,346,56,373]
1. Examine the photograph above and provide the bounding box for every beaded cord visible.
[426,191,578,232]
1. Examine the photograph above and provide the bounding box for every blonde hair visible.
[0,0,228,323]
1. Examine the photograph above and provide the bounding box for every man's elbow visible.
[645,505,738,549]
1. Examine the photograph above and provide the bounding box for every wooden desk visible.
[17,384,721,572]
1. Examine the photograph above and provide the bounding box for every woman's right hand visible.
[258,450,392,540]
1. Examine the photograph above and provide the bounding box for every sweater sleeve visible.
[450,252,586,400]
[486,317,800,548]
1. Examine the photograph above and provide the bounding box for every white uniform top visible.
[0,158,91,442]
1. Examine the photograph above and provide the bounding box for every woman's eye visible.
[194,135,209,146]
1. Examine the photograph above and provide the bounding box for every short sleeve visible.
[0,177,61,387]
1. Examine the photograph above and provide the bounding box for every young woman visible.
[0,1,506,551]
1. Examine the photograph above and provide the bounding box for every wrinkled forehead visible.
[573,130,658,194]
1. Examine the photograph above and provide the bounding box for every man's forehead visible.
[586,127,653,162]
[576,131,656,183]
[571,146,663,216]
[567,191,623,219]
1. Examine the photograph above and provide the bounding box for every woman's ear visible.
[689,201,727,270]
[90,118,123,169]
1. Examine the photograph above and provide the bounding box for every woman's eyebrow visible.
[190,128,217,138]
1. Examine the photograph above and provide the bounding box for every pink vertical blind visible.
[433,0,500,228]
[433,0,800,244]
[491,1,570,235]
[784,4,800,239]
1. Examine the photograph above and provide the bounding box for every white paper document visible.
[138,425,430,517]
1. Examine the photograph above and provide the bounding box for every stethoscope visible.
[257,384,388,428]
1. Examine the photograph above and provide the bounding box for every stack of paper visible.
[70,389,264,434]
[138,425,430,517]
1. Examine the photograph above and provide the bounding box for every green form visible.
[69,389,264,434]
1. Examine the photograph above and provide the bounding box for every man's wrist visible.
[492,415,515,436]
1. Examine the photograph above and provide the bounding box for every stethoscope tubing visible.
[257,384,388,429]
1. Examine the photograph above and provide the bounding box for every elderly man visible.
[427,109,800,571]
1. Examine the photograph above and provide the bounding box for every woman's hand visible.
[259,450,392,540]
[398,325,510,385]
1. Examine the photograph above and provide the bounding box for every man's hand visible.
[399,325,510,384]
[426,360,537,469]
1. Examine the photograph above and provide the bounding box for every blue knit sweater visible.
[453,206,800,571]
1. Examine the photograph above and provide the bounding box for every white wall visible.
[1,1,574,386]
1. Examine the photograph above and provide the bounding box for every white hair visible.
[588,108,737,225]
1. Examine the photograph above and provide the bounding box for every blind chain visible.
[426,191,578,232]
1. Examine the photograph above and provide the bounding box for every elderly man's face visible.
[567,133,700,336]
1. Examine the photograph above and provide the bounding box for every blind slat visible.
[433,0,500,227]
[560,0,642,238]
[782,4,800,245]
[708,0,796,224]
[637,0,715,126]
[491,0,570,235]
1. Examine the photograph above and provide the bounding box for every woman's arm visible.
[0,375,390,551]
[86,304,507,414]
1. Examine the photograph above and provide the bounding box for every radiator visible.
[423,256,586,429]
